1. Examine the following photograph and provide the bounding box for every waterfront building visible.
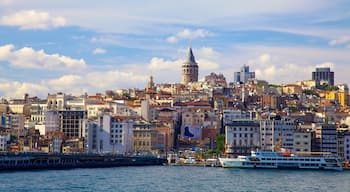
[133,121,158,153]
[225,120,260,155]
[312,67,334,88]
[86,115,134,154]
[0,133,10,151]
[182,47,199,84]
[315,123,337,154]
[155,123,174,153]
[293,131,312,153]
[234,64,255,84]
[181,110,205,140]
[1,113,25,137]
[45,110,87,139]
[260,118,295,151]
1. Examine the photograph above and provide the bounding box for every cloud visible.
[315,62,334,69]
[258,54,271,65]
[0,68,150,98]
[248,53,315,83]
[148,57,181,71]
[148,50,219,72]
[0,44,86,70]
[92,48,106,55]
[329,36,350,46]
[0,0,13,5]
[166,36,178,43]
[0,80,48,98]
[167,29,212,43]
[0,10,66,30]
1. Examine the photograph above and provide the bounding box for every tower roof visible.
[184,47,197,65]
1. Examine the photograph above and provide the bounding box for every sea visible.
[0,166,349,192]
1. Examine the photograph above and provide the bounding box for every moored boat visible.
[0,152,167,171]
[219,151,343,171]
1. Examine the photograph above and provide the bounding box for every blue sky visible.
[0,0,350,98]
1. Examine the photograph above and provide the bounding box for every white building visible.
[86,115,134,154]
[30,102,47,124]
[111,101,139,117]
[86,101,110,118]
[225,120,260,155]
[222,110,257,125]
[260,118,295,151]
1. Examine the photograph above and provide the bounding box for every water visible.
[0,166,349,192]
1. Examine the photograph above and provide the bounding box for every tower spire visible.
[182,45,199,84]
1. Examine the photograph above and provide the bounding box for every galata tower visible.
[182,47,198,84]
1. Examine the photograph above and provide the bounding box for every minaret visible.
[146,75,155,90]
[182,47,198,84]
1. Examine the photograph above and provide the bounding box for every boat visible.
[219,151,343,171]
[0,152,167,171]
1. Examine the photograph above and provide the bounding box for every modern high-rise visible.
[312,67,334,87]
[315,123,337,154]
[45,110,87,139]
[234,64,255,84]
[182,47,198,84]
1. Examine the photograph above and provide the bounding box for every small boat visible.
[219,151,343,171]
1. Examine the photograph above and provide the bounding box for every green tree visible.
[216,134,225,154]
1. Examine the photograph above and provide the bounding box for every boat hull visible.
[0,153,167,171]
[219,158,343,171]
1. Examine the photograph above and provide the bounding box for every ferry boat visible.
[0,152,167,171]
[219,151,343,171]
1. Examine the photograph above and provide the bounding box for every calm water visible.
[0,166,349,192]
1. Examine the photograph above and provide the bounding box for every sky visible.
[0,0,350,98]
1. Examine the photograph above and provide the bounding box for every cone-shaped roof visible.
[184,47,197,65]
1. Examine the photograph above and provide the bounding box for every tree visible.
[216,134,225,154]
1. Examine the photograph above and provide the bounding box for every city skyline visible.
[1,0,350,98]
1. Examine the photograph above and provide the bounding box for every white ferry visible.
[219,151,343,171]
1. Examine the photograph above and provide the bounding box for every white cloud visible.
[258,54,271,65]
[0,80,48,98]
[0,44,86,70]
[148,57,181,71]
[167,29,212,43]
[166,36,178,43]
[248,53,315,84]
[196,59,219,71]
[0,0,13,5]
[92,48,106,55]
[315,62,334,69]
[0,10,66,30]
[197,47,219,59]
[329,36,350,46]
